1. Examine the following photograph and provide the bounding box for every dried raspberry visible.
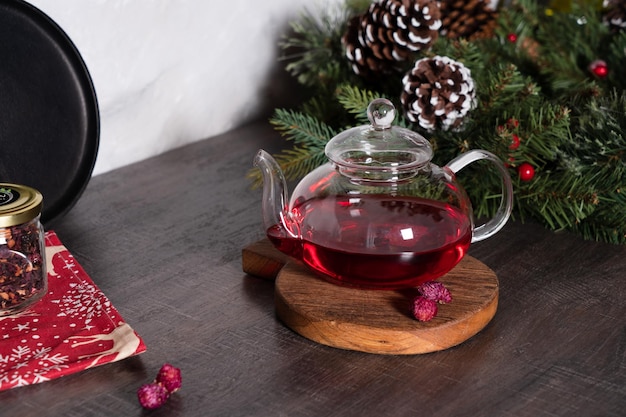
[156,363,182,393]
[137,383,169,410]
[411,296,438,322]
[137,363,182,409]
[418,281,452,304]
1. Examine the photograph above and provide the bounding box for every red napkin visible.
[0,231,146,391]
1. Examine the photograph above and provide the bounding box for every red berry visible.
[156,363,182,393]
[418,281,452,304]
[589,59,608,78]
[518,163,535,181]
[137,383,169,410]
[411,296,438,322]
[509,134,520,150]
[507,33,517,43]
[506,118,519,128]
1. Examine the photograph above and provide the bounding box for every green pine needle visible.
[279,4,353,90]
[336,85,385,124]
[269,109,337,148]
[247,109,336,187]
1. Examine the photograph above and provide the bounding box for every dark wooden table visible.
[1,122,624,416]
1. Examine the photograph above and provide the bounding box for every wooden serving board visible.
[242,239,499,355]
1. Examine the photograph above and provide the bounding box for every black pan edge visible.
[0,0,100,226]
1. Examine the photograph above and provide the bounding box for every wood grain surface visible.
[0,122,623,417]
[244,239,499,354]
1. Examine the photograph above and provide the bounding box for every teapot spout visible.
[253,150,296,238]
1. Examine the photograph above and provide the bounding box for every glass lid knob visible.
[367,98,396,130]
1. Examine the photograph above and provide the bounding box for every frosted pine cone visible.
[401,55,476,131]
[343,14,394,76]
[343,0,442,77]
[603,0,626,33]
[439,0,499,40]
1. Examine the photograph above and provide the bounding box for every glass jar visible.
[0,183,47,316]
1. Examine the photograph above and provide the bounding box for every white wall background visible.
[28,0,342,176]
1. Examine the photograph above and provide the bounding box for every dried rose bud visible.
[418,281,452,304]
[156,363,182,393]
[411,296,438,322]
[137,383,170,410]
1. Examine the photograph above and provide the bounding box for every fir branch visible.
[567,89,626,192]
[279,4,353,90]
[518,183,598,231]
[344,0,370,14]
[573,188,626,244]
[606,31,626,90]
[271,146,328,182]
[478,63,538,114]
[270,108,337,147]
[520,104,571,166]
[248,109,336,187]
[336,84,384,125]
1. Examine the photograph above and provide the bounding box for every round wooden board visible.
[274,256,499,355]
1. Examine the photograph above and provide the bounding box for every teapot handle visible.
[445,150,514,243]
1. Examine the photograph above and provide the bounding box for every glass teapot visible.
[255,98,513,290]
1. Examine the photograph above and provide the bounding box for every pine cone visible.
[439,0,499,40]
[603,0,626,33]
[343,0,442,77]
[401,56,476,131]
[343,14,396,76]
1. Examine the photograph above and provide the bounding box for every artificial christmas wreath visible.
[249,0,626,245]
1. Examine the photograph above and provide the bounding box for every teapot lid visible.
[325,99,433,177]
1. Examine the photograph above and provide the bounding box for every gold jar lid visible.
[0,183,44,227]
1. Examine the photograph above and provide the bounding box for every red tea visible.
[267,195,472,289]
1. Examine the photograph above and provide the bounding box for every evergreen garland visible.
[249,0,626,244]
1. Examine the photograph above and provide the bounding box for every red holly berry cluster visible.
[411,281,453,322]
[497,117,535,182]
[137,363,182,409]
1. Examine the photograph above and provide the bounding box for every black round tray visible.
[0,0,99,226]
